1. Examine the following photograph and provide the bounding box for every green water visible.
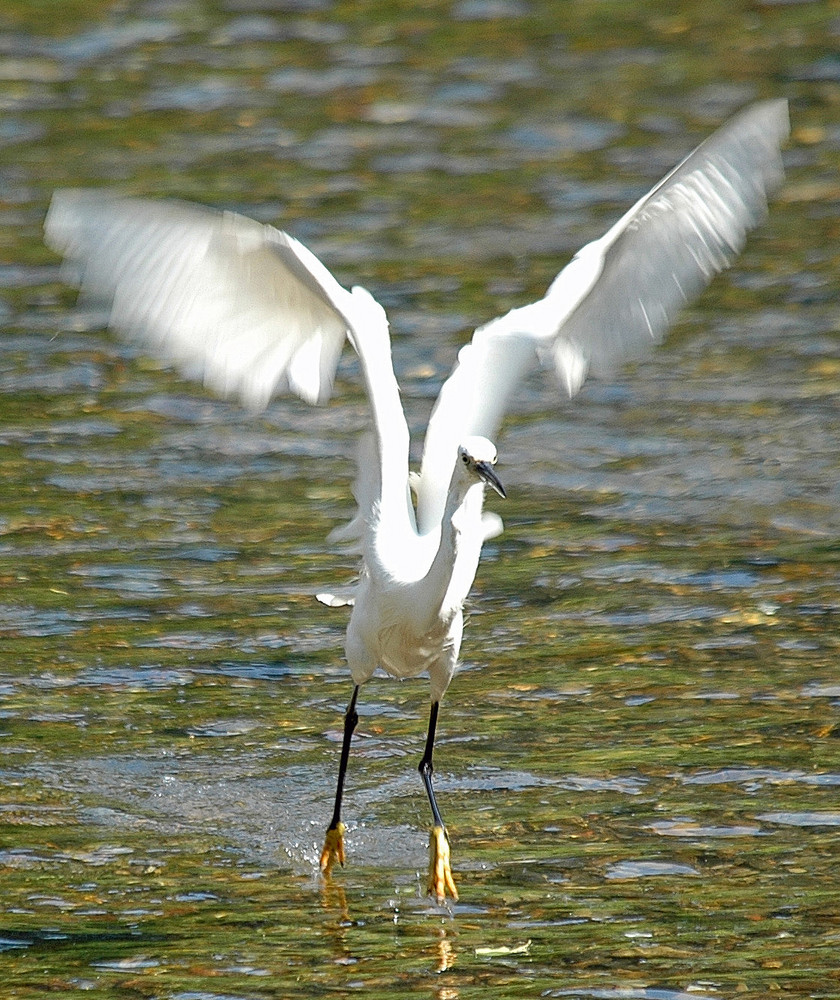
[1,0,839,997]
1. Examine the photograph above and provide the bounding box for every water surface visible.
[1,1,839,998]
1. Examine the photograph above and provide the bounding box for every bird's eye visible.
[462,453,469,464]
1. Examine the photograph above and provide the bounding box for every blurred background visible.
[0,2,838,998]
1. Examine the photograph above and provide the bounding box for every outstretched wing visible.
[416,99,789,533]
[46,191,417,544]
[45,191,354,408]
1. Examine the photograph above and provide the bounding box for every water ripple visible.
[605,861,699,880]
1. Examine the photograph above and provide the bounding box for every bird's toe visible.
[427,825,458,902]
[320,822,346,876]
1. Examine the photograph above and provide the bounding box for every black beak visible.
[475,461,506,499]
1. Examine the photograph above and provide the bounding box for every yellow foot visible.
[320,822,346,876]
[427,824,458,902]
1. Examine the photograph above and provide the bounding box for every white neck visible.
[420,468,487,625]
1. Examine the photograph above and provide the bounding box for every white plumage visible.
[45,99,789,901]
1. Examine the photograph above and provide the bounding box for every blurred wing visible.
[416,99,788,532]
[45,190,355,408]
[46,190,416,547]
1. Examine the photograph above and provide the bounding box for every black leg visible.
[329,684,359,830]
[320,685,359,874]
[420,699,458,900]
[419,699,444,828]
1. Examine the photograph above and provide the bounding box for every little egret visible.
[45,99,789,901]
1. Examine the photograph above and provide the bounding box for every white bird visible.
[44,99,789,901]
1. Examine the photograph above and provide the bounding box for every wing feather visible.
[45,190,352,408]
[416,100,789,532]
[544,99,789,389]
[46,190,415,547]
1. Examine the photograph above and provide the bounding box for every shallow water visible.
[1,0,840,998]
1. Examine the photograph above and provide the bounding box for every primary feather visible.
[46,191,351,408]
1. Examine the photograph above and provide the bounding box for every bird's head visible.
[457,436,506,499]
